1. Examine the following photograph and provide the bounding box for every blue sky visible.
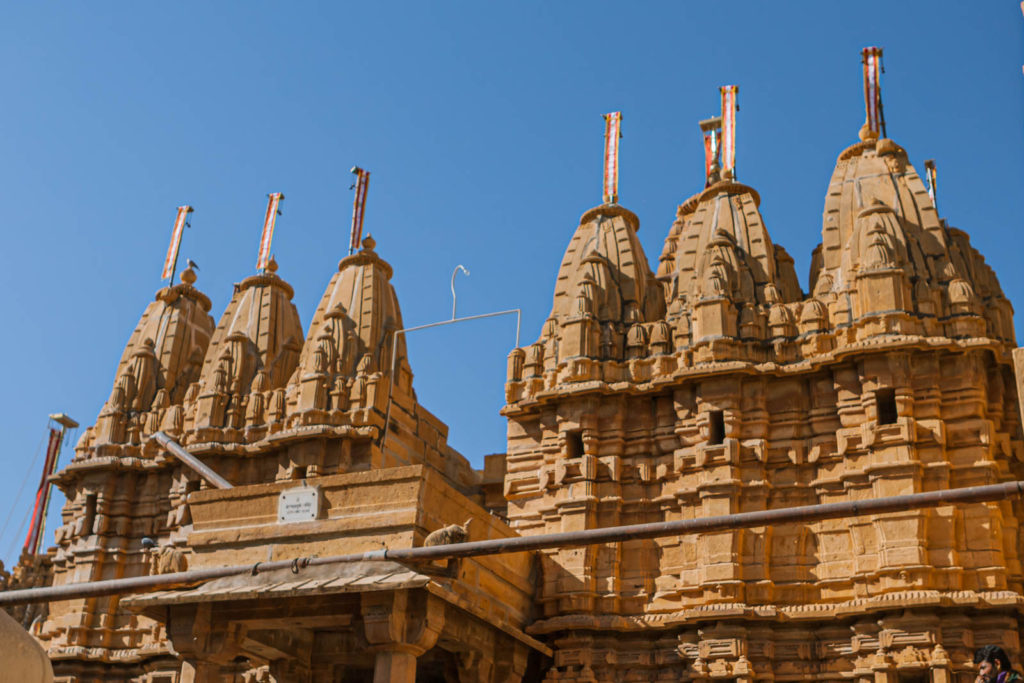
[0,2,1021,566]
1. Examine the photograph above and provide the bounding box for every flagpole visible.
[349,168,370,255]
[699,116,723,187]
[719,86,739,180]
[861,47,884,140]
[162,206,193,285]
[602,112,622,205]
[256,193,284,273]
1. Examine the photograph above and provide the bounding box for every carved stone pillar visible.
[361,590,445,683]
[492,640,530,683]
[458,650,494,683]
[926,643,952,683]
[167,603,244,683]
[372,649,418,683]
[179,659,220,683]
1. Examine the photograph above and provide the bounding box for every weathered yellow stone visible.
[7,118,1024,681]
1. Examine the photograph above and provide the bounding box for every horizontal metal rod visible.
[400,308,521,339]
[152,432,233,490]
[380,308,521,452]
[2,480,1020,607]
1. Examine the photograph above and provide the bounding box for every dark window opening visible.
[351,442,371,470]
[566,431,584,459]
[876,388,898,425]
[292,465,308,480]
[82,493,97,536]
[709,410,725,445]
[897,673,927,683]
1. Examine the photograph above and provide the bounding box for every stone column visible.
[361,590,445,683]
[179,659,220,683]
[492,640,529,683]
[871,650,896,683]
[929,643,952,683]
[166,604,244,683]
[373,647,419,683]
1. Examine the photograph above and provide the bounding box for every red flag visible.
[349,168,371,254]
[862,47,884,138]
[924,159,937,208]
[256,193,284,270]
[720,86,738,178]
[161,206,192,280]
[700,116,722,187]
[603,112,622,204]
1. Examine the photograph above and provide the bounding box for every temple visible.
[11,52,1024,682]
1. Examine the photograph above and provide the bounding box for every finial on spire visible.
[860,46,886,141]
[924,159,938,209]
[719,86,739,180]
[699,116,723,187]
[161,205,193,283]
[602,112,622,204]
[349,167,371,256]
[257,193,284,272]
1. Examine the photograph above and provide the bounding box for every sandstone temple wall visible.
[18,115,1024,680]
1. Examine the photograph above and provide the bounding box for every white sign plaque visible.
[278,485,320,523]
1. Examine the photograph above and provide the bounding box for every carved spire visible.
[544,205,664,362]
[94,267,215,445]
[192,259,302,433]
[818,133,1012,343]
[291,234,413,420]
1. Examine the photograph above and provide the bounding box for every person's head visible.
[975,645,1013,676]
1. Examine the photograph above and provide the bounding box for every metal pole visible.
[30,415,79,555]
[151,432,233,490]
[1,479,1020,607]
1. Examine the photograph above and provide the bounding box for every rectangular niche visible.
[876,388,898,425]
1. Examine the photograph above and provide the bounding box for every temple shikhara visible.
[6,48,1024,682]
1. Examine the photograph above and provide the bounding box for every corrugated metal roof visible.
[122,560,429,607]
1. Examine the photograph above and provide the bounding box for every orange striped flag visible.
[256,193,284,271]
[161,206,192,280]
[720,86,738,178]
[349,168,370,254]
[603,112,622,204]
[700,116,722,187]
[862,47,884,138]
[924,159,937,207]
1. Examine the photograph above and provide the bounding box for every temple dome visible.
[110,268,214,405]
[814,137,1014,343]
[93,268,215,445]
[817,138,944,290]
[667,180,801,310]
[539,204,665,363]
[290,234,414,416]
[190,258,303,433]
[550,205,664,326]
